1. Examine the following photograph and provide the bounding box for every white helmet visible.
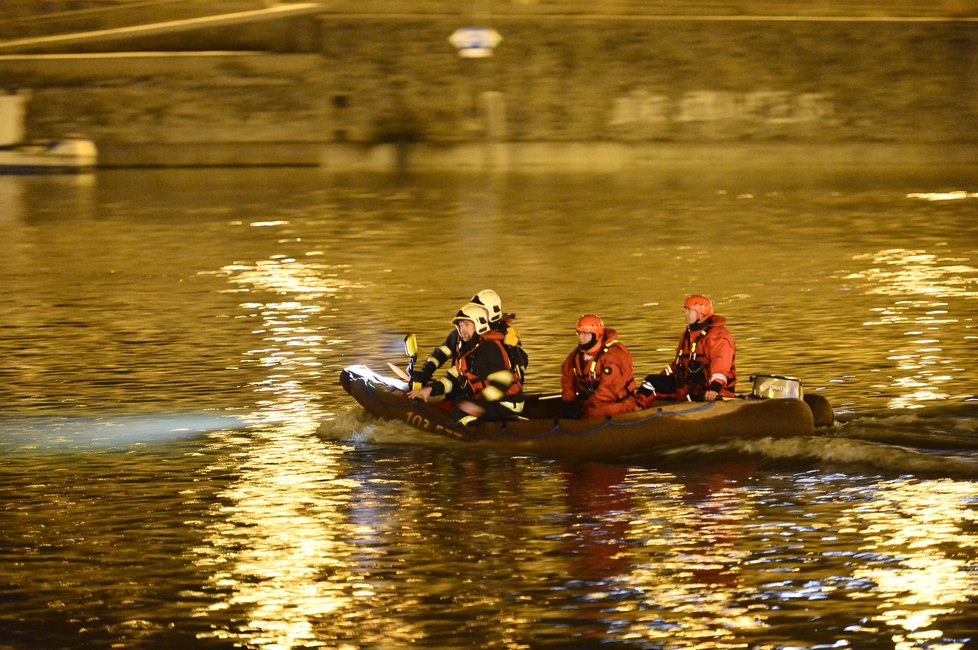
[470,289,502,323]
[453,302,490,335]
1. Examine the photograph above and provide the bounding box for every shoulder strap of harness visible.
[457,335,520,396]
[676,326,711,363]
[573,338,622,380]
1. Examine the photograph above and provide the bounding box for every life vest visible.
[455,331,522,401]
[571,338,635,402]
[671,321,737,396]
[674,325,711,385]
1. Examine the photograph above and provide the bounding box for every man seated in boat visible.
[409,289,528,390]
[635,294,737,407]
[560,314,638,418]
[407,303,525,425]
[470,289,529,384]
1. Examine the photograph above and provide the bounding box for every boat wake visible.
[727,435,977,478]
[836,401,978,450]
[319,408,465,449]
[657,400,978,478]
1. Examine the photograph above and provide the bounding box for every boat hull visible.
[339,365,818,462]
[0,138,97,174]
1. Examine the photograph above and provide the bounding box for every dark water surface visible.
[1,167,977,649]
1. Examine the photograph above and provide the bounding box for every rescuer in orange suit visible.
[635,294,737,406]
[561,314,637,419]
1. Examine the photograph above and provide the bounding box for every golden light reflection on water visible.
[843,480,978,650]
[614,473,761,648]
[851,249,977,298]
[193,249,368,648]
[846,248,977,409]
[172,206,978,648]
[221,251,362,423]
[194,447,361,648]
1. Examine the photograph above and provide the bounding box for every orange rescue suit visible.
[665,315,737,399]
[561,329,637,418]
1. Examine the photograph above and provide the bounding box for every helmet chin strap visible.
[578,333,601,354]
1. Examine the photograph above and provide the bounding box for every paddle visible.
[387,362,411,381]
[387,333,418,385]
[403,333,418,376]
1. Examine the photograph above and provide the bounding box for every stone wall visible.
[318,15,978,145]
[0,7,975,167]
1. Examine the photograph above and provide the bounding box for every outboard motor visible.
[751,373,833,427]
[750,374,803,400]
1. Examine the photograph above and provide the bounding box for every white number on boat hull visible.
[406,411,466,439]
[406,412,430,430]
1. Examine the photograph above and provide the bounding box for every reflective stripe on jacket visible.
[429,331,524,412]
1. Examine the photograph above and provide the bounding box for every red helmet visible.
[576,313,605,337]
[683,294,714,321]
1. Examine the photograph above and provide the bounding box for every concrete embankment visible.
[0,6,976,170]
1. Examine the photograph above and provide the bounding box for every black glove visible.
[409,370,429,392]
[636,374,658,397]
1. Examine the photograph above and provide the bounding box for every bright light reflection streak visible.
[192,253,388,649]
[845,480,978,650]
[906,191,977,201]
[847,249,977,408]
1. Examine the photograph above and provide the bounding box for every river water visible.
[1,165,977,649]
